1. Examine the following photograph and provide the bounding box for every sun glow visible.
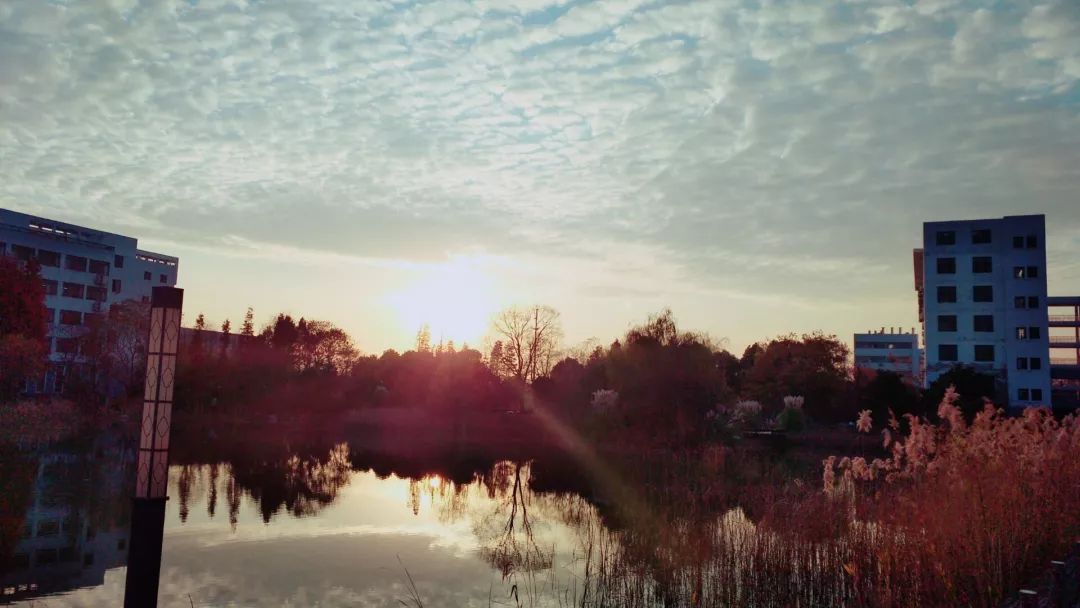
[386,256,502,349]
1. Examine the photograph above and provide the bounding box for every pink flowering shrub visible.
[825,386,1080,607]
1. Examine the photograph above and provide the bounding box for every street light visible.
[125,286,183,608]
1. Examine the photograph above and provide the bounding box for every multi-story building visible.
[853,329,922,383]
[914,214,1051,409]
[0,208,179,393]
[1048,296,1080,408]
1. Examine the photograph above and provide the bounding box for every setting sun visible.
[385,255,502,348]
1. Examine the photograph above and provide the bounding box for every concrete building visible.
[0,208,179,393]
[853,328,922,383]
[1048,296,1080,408]
[914,214,1051,409]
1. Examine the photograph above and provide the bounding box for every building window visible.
[143,271,152,281]
[937,286,957,303]
[936,230,956,246]
[937,315,958,332]
[56,338,78,354]
[1029,326,1042,339]
[1030,357,1042,370]
[42,279,58,296]
[61,282,85,299]
[37,249,61,267]
[65,255,88,272]
[1017,357,1029,370]
[1032,388,1043,401]
[45,307,55,323]
[114,255,125,269]
[1028,296,1039,308]
[1026,235,1038,249]
[973,315,994,332]
[159,274,167,284]
[85,286,106,302]
[936,257,956,274]
[12,244,34,261]
[1013,236,1024,249]
[974,345,995,362]
[1018,388,1030,401]
[972,256,992,273]
[112,279,122,293]
[1026,266,1039,279]
[971,229,992,244]
[1016,327,1027,340]
[973,285,993,302]
[59,310,82,326]
[88,259,110,275]
[1015,296,1027,309]
[939,344,958,361]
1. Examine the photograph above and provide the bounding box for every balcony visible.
[1048,315,1080,327]
[1048,335,1080,349]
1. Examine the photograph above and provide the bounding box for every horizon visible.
[3,0,1080,355]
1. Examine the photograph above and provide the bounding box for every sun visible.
[387,256,500,348]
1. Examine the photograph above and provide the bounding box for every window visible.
[143,271,152,281]
[974,315,994,332]
[974,345,995,362]
[938,344,958,361]
[42,279,58,295]
[59,310,82,326]
[936,257,956,274]
[1015,296,1027,309]
[61,282,85,299]
[1028,296,1039,308]
[1017,357,1029,370]
[45,308,55,323]
[159,274,167,284]
[973,285,993,302]
[1029,326,1042,339]
[1032,388,1043,401]
[1014,266,1026,278]
[36,520,59,537]
[1026,266,1039,279]
[1018,388,1030,401]
[85,286,106,302]
[65,255,88,272]
[112,279,122,293]
[56,338,78,354]
[88,259,109,275]
[12,244,34,261]
[937,286,957,303]
[1013,236,1025,249]
[1026,235,1038,249]
[114,255,125,269]
[938,315,958,332]
[936,230,956,246]
[1016,327,1027,340]
[1030,357,1042,370]
[972,256,992,273]
[972,229,992,244]
[37,249,60,267]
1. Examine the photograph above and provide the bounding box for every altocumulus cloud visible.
[1,0,1080,304]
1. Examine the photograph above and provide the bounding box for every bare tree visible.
[491,306,562,382]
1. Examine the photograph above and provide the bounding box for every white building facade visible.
[915,214,1051,409]
[0,208,179,393]
[853,329,921,383]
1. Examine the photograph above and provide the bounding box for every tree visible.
[489,340,505,378]
[220,319,232,357]
[860,370,923,429]
[415,324,432,353]
[267,314,298,351]
[743,333,851,422]
[491,306,562,383]
[241,307,255,337]
[0,256,47,401]
[924,365,1001,421]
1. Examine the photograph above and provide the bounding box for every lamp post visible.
[124,286,183,608]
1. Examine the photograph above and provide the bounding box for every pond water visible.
[0,428,637,607]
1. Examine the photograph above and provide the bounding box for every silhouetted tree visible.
[0,256,47,401]
[743,333,850,422]
[924,365,1001,421]
[416,324,432,353]
[241,307,255,337]
[491,305,562,382]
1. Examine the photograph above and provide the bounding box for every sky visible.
[2,0,1080,355]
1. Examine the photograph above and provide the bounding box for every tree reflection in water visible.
[473,462,553,578]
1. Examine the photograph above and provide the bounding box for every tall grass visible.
[552,390,1080,607]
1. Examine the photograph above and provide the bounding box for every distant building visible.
[0,208,179,393]
[914,214,1051,409]
[854,329,921,383]
[1048,296,1080,408]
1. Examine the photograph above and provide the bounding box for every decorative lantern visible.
[135,287,183,499]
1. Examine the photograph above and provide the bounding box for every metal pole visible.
[124,287,183,608]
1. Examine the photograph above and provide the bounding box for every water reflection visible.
[0,431,135,604]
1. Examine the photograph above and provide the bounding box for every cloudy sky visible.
[2,0,1079,353]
